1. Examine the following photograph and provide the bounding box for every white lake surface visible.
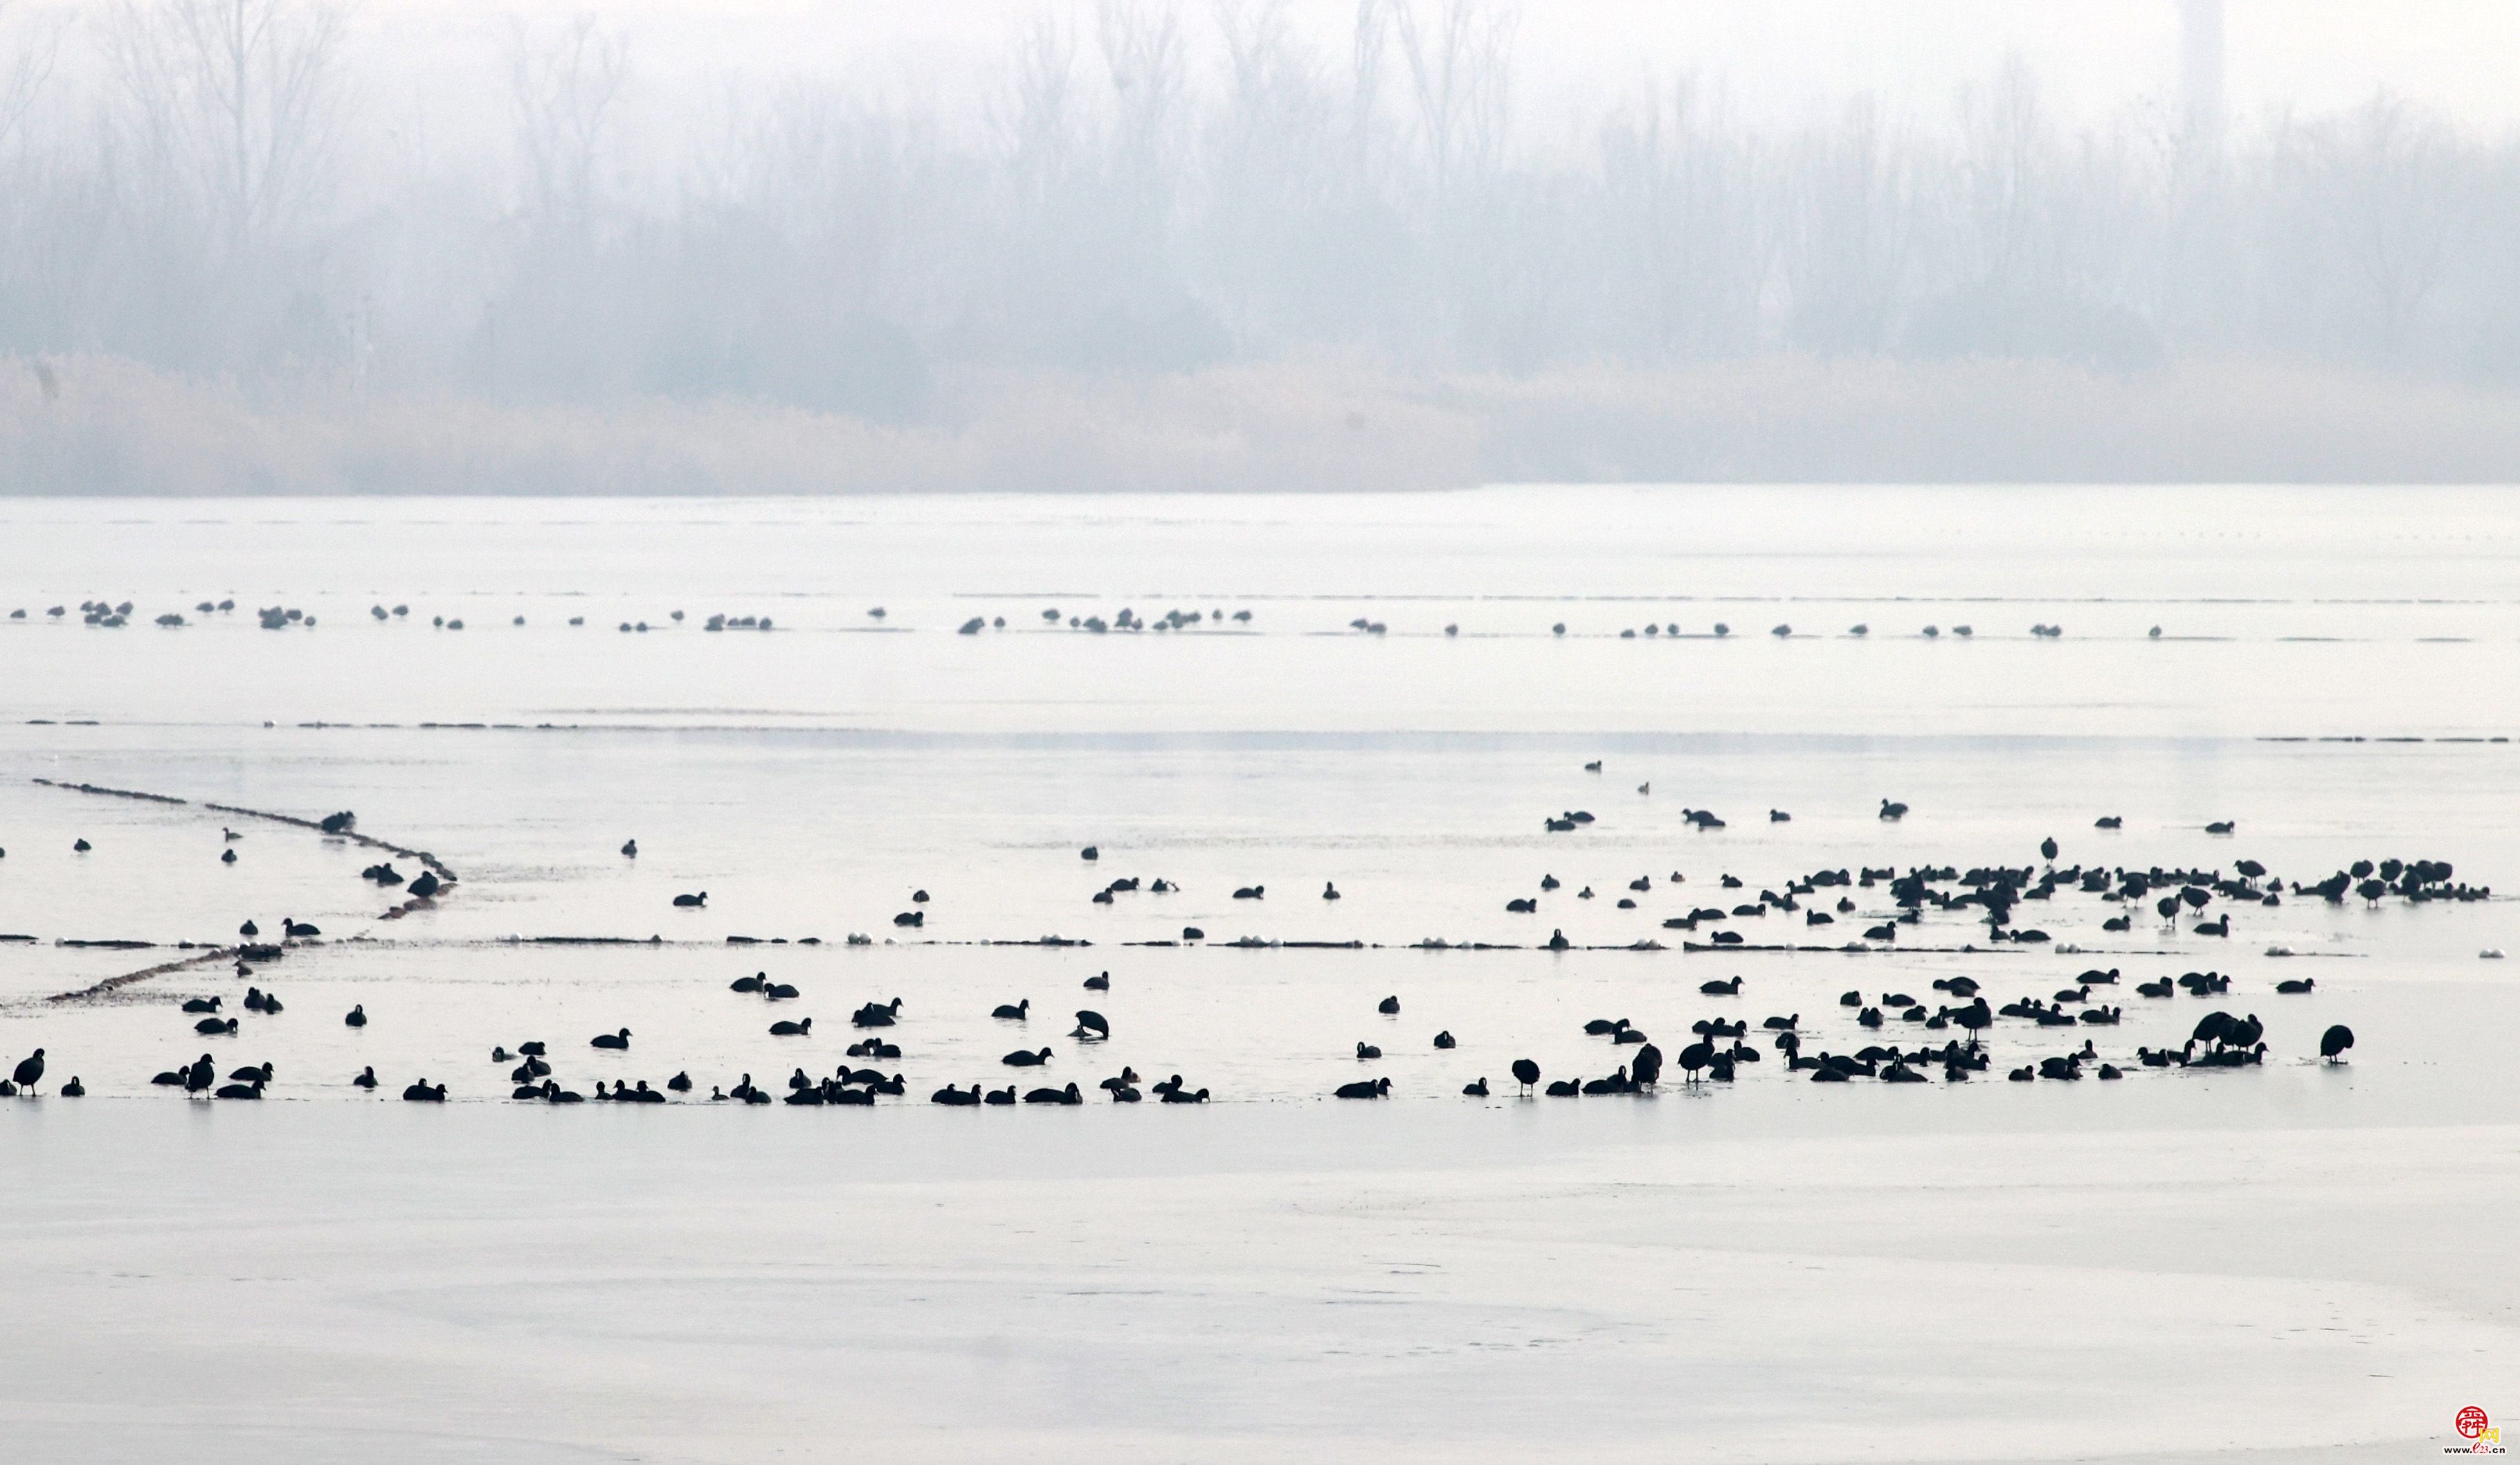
[1,487,2516,1462]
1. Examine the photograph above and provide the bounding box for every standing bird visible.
[2040,836,2058,862]
[2320,1025,2355,1063]
[10,1048,43,1095]
[1510,1058,1540,1095]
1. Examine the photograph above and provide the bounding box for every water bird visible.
[730,973,764,993]
[1025,1083,1083,1105]
[182,997,221,1014]
[221,849,236,864]
[1700,976,1742,996]
[1334,1077,1390,1099]
[932,1084,982,1106]
[591,1028,631,1049]
[768,1018,812,1036]
[401,1079,446,1102]
[2275,978,2314,994]
[1085,971,1110,989]
[1769,809,1790,822]
[621,839,637,857]
[215,1077,264,1099]
[1511,1059,1540,1095]
[283,918,319,938]
[993,998,1030,1020]
[2205,821,2236,835]
[1878,799,1908,820]
[1004,1048,1052,1067]
[73,838,90,852]
[1377,995,1399,1014]
[197,1017,237,1036]
[1322,881,1341,900]
[1462,1077,1489,1097]
[673,892,707,908]
[668,1071,692,1092]
[2321,1025,2355,1062]
[9,1049,42,1093]
[352,1067,377,1089]
[1071,1010,1109,1039]
[1232,886,1264,899]
[1433,1030,1456,1048]
[58,1077,82,1097]
[2095,816,2122,829]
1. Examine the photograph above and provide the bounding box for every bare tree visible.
[508,12,628,229]
[102,0,345,254]
[0,0,60,156]
[1388,0,1513,204]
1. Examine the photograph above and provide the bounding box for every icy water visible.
[2,487,2517,1462]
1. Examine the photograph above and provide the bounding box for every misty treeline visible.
[1,0,2517,492]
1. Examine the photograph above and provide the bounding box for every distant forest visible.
[2,0,2517,492]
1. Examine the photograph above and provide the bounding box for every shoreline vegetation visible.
[8,352,2520,494]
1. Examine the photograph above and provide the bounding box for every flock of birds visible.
[13,598,2206,643]
[3,771,2468,1107]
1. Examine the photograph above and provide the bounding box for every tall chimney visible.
[2181,0,2227,150]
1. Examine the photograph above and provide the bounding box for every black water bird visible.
[1511,1059,1540,1095]
[621,839,637,857]
[1334,1077,1390,1099]
[1700,976,1741,996]
[343,1005,365,1027]
[673,892,707,908]
[352,1066,377,1089]
[1878,799,1907,820]
[591,1028,631,1050]
[9,1049,42,1093]
[994,998,1030,1020]
[2321,1024,2355,1062]
[1085,971,1109,989]
[1071,1010,1109,1039]
[401,1079,446,1102]
[768,1018,812,1036]
[1377,995,1399,1014]
[1004,1048,1052,1067]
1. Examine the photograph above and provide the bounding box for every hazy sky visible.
[305,0,2520,139]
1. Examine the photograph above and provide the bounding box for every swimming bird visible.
[282,918,318,938]
[1334,1077,1390,1099]
[1511,1059,1540,1095]
[2095,816,2121,829]
[1071,1010,1109,1039]
[182,996,221,1014]
[668,1071,692,1092]
[1323,881,1341,900]
[932,1084,982,1106]
[196,1017,237,1036]
[993,999,1030,1020]
[768,1018,811,1036]
[221,849,236,864]
[1433,1030,1455,1048]
[1004,1048,1052,1067]
[73,838,90,852]
[591,1028,631,1050]
[352,1066,377,1089]
[1878,800,1907,820]
[2205,820,2236,835]
[1025,1083,1083,1105]
[1462,1077,1489,1096]
[1355,1041,1382,1060]
[2275,978,2314,994]
[673,892,707,908]
[215,1077,264,1099]
[621,839,637,857]
[58,1077,82,1097]
[343,1004,366,1027]
[1377,995,1399,1014]
[1084,971,1109,989]
[238,919,258,937]
[401,1079,446,1102]
[1700,976,1742,996]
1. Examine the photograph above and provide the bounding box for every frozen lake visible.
[1,487,2515,1460]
